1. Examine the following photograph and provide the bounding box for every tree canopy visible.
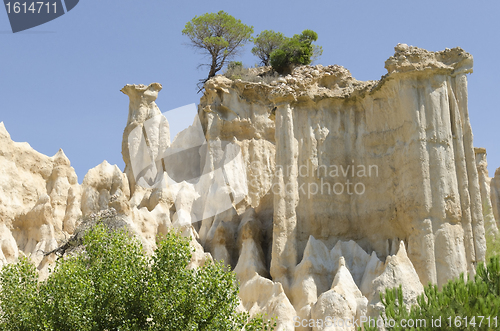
[269,29,321,74]
[0,224,274,330]
[251,30,286,66]
[182,11,253,91]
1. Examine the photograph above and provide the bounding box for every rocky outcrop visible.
[290,237,372,330]
[0,44,491,330]
[0,122,80,278]
[474,148,498,235]
[365,242,424,318]
[121,82,168,196]
[81,161,130,217]
[200,44,485,291]
[311,257,368,331]
[491,168,500,224]
[195,44,486,327]
[235,234,296,331]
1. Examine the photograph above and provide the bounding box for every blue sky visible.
[1,0,499,181]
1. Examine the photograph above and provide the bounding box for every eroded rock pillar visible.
[474,148,498,235]
[271,103,298,295]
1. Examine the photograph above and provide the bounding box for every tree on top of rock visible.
[182,11,253,92]
[251,30,286,66]
[270,29,323,74]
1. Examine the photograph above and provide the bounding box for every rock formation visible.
[311,257,368,331]
[196,44,486,328]
[81,160,130,217]
[0,122,80,279]
[474,148,498,235]
[121,82,168,196]
[491,167,500,224]
[200,43,485,285]
[0,44,494,330]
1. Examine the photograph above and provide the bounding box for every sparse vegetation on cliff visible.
[223,61,278,84]
[183,12,323,88]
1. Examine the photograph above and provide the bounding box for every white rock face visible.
[120,82,168,196]
[235,229,296,331]
[491,168,500,224]
[199,44,486,291]
[0,44,491,331]
[366,242,424,318]
[311,258,368,331]
[474,148,498,235]
[81,160,130,217]
[239,273,297,331]
[290,237,371,330]
[0,122,80,278]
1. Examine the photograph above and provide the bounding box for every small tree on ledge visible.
[182,11,253,92]
[270,29,322,74]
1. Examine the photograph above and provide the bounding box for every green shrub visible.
[487,233,500,261]
[228,61,243,70]
[244,313,277,331]
[270,29,321,74]
[363,256,500,330]
[0,224,274,331]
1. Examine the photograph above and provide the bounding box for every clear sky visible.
[1,0,499,182]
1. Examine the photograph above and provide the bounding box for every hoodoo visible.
[0,44,495,330]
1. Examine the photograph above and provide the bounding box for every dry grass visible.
[223,63,280,85]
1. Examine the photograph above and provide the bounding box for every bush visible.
[225,61,245,80]
[363,256,500,330]
[270,29,321,74]
[0,224,274,331]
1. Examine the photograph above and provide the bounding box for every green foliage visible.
[244,313,277,331]
[311,44,324,64]
[182,11,253,89]
[251,30,286,66]
[269,29,321,73]
[363,256,500,330]
[0,224,274,331]
[228,61,243,69]
[0,256,40,331]
[486,233,500,261]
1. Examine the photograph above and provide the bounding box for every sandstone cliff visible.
[196,44,486,328]
[199,43,484,285]
[491,167,500,223]
[0,44,494,331]
[474,147,498,235]
[0,122,80,279]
